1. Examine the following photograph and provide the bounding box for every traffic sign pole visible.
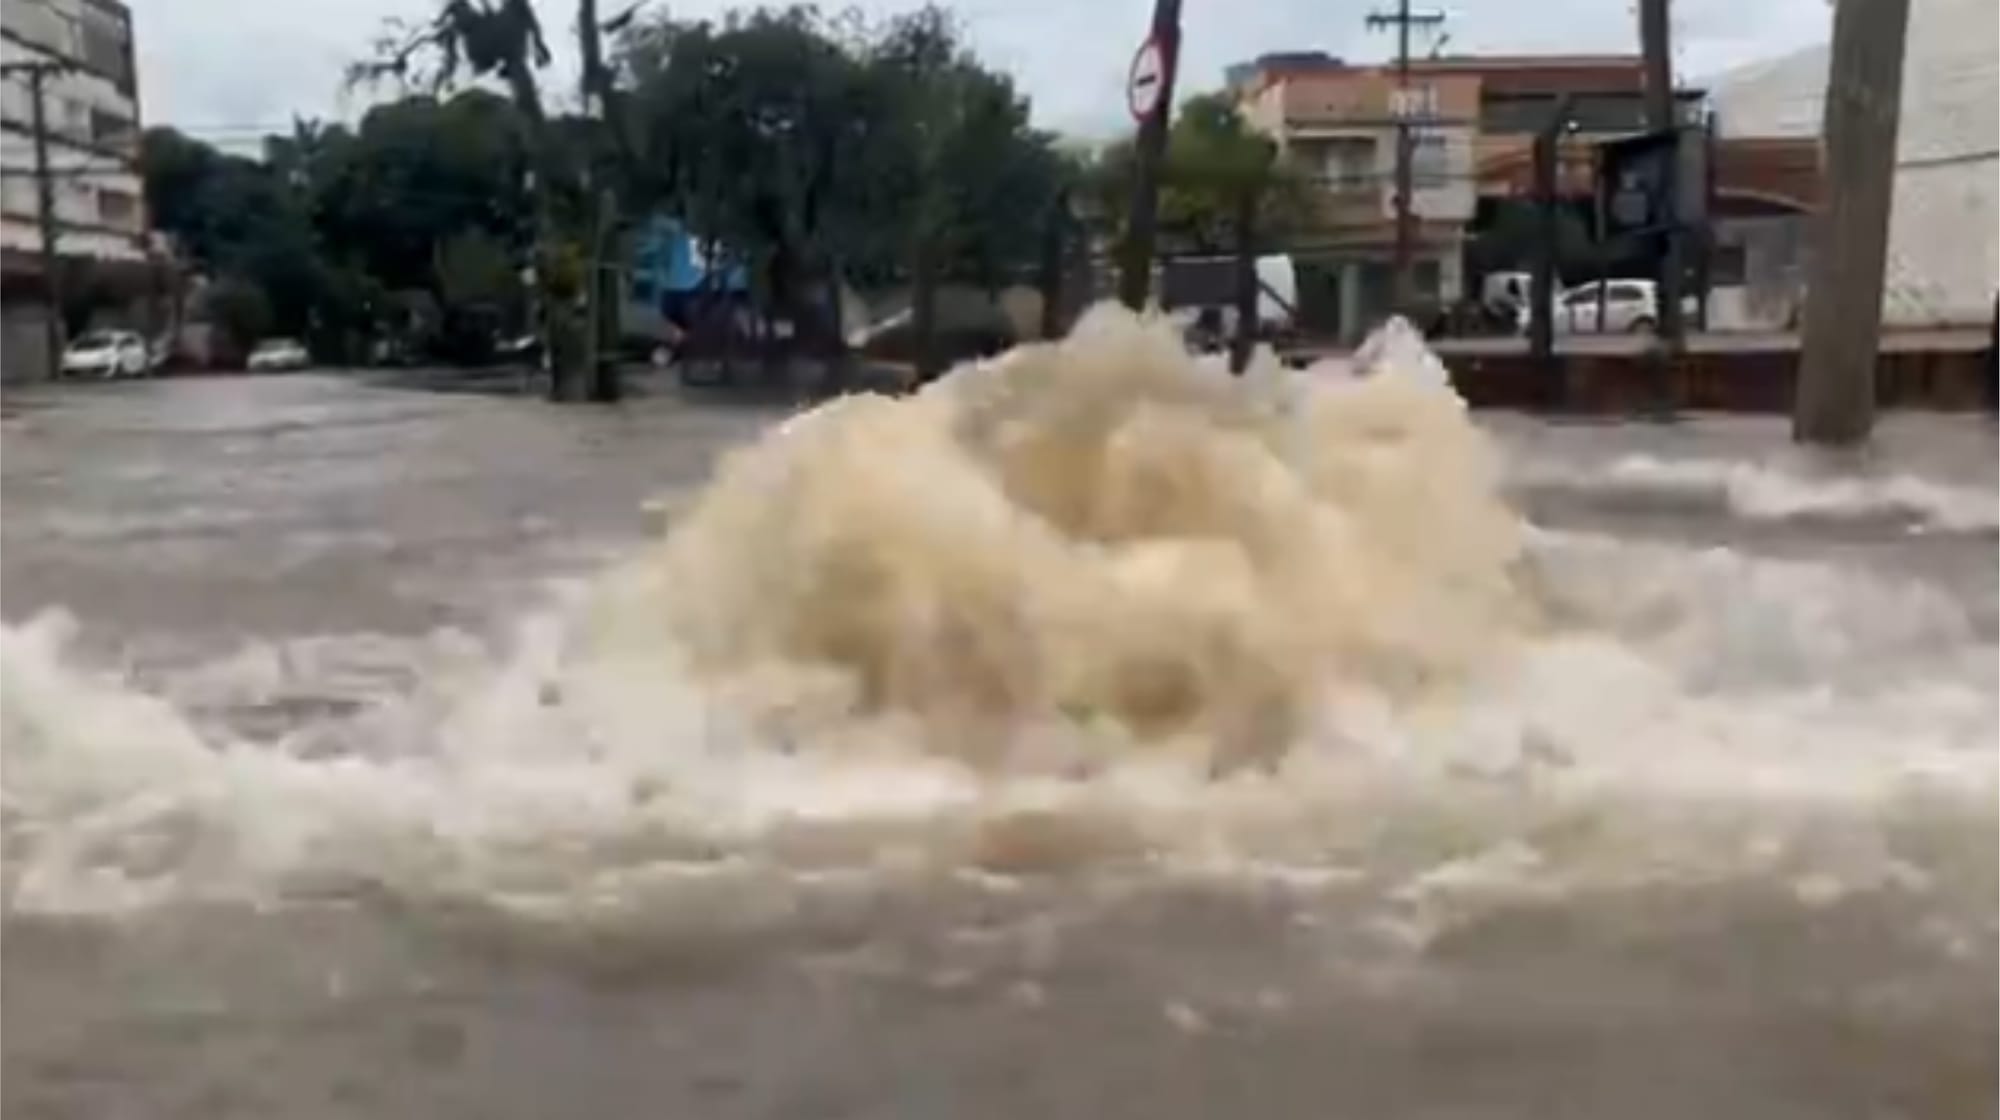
[1116,0,1182,311]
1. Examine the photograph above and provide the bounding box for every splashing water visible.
[2,307,1992,920]
[587,307,1523,769]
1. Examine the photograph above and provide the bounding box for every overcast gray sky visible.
[134,0,1832,147]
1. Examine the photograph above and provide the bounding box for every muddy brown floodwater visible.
[3,347,1995,1120]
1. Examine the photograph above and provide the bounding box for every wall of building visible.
[1246,67,1478,224]
[0,2,145,263]
[1,0,144,378]
[1,298,53,382]
[1709,213,1808,330]
[1712,0,1997,327]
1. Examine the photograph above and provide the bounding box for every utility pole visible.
[4,61,72,380]
[1638,0,1685,351]
[1529,102,1568,385]
[1795,0,1911,444]
[577,0,625,403]
[1117,0,1182,311]
[1367,1,1444,315]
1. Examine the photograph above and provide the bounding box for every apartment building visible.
[1231,52,1702,341]
[1,0,146,379]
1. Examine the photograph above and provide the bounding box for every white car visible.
[1524,279,1699,335]
[246,337,310,372]
[61,329,148,379]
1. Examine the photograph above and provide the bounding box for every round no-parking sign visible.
[1127,37,1166,122]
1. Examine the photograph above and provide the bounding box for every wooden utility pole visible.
[1367,1,1444,314]
[1795,0,1912,445]
[1117,0,1182,311]
[1637,0,1686,350]
[4,61,71,380]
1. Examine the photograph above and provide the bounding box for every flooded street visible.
[3,344,1995,1119]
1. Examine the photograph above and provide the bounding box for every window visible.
[1609,282,1649,304]
[79,5,132,90]
[1,1,68,56]
[1,176,34,215]
[1410,132,1450,189]
[58,179,92,218]
[1562,285,1601,308]
[91,108,132,147]
[97,188,137,226]
[1313,137,1374,191]
[62,98,90,143]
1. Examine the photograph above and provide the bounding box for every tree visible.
[311,92,532,297]
[205,275,273,356]
[861,6,1069,374]
[354,0,580,397]
[617,5,1070,379]
[141,126,327,340]
[1088,92,1307,257]
[624,8,892,340]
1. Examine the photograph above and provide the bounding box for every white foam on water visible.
[2,306,1991,921]
[1514,452,1999,531]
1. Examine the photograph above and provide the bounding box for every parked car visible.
[60,329,149,379]
[246,337,311,372]
[1519,279,1699,335]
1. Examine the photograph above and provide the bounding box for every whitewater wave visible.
[2,308,1992,921]
[1513,453,1998,531]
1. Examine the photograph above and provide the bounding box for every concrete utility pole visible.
[577,0,623,403]
[1367,1,1444,314]
[1637,0,1686,351]
[1117,0,1182,310]
[1795,0,1912,445]
[1529,100,1570,383]
[4,61,72,380]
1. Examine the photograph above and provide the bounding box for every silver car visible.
[246,338,311,372]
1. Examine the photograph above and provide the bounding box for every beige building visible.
[1232,53,1477,335]
[1231,53,1701,341]
[1,0,146,379]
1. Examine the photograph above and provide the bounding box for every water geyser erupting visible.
[588,306,1527,769]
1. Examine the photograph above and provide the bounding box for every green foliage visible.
[206,275,273,352]
[619,4,1069,299]
[142,91,540,361]
[435,228,519,310]
[1084,91,1311,256]
[314,91,533,295]
[139,1,1075,379]
[143,126,324,336]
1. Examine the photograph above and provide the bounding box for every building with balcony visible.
[1,0,147,379]
[1231,51,1713,341]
